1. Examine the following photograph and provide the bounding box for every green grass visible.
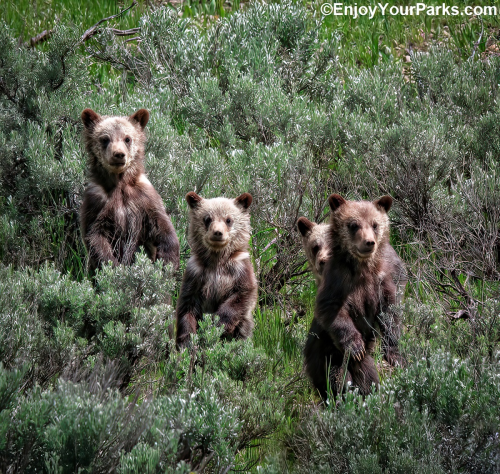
[315,0,500,68]
[1,0,147,41]
[1,0,150,88]
[3,0,499,72]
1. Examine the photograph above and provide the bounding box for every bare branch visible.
[470,16,484,61]
[80,1,138,43]
[193,451,215,473]
[124,36,141,44]
[110,27,140,36]
[28,29,53,48]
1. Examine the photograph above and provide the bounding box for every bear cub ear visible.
[81,108,101,129]
[328,193,347,212]
[297,217,315,237]
[129,109,150,129]
[234,193,252,210]
[374,195,393,213]
[186,191,203,209]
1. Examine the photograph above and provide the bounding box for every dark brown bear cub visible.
[304,194,403,400]
[176,192,258,349]
[80,108,180,273]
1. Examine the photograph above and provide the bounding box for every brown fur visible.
[176,192,258,349]
[297,216,408,302]
[304,194,404,400]
[79,108,180,273]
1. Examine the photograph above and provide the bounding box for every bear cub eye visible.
[226,217,233,226]
[100,137,110,147]
[372,222,378,230]
[348,222,359,232]
[203,215,212,228]
[312,245,320,255]
[124,137,131,144]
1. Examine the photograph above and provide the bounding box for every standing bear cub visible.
[176,192,258,349]
[304,194,403,400]
[80,108,180,273]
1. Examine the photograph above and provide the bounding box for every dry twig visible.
[80,1,138,43]
[28,29,53,47]
[27,2,139,49]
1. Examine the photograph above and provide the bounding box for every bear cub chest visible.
[197,261,243,311]
[345,271,389,335]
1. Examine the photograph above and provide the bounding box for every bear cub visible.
[304,194,404,400]
[297,218,332,285]
[80,108,179,273]
[176,192,258,349]
[297,216,407,303]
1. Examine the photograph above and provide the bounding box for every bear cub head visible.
[186,192,253,255]
[297,217,331,282]
[328,194,392,262]
[81,108,149,175]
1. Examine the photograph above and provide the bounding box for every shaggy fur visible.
[304,194,404,400]
[298,216,407,302]
[80,108,179,273]
[176,192,258,348]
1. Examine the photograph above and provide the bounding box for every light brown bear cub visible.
[80,108,180,273]
[297,216,407,303]
[297,218,331,284]
[176,192,258,349]
[304,194,404,400]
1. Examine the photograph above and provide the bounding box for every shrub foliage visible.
[0,1,499,472]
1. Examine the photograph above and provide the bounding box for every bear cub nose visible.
[111,151,126,166]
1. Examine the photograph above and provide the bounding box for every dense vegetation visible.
[0,0,499,472]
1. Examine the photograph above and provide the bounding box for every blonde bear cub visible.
[176,192,258,348]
